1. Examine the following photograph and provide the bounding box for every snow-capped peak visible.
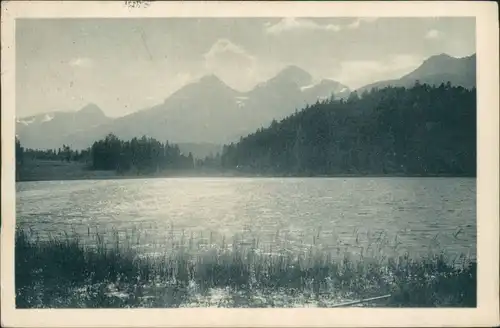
[41,114,54,123]
[300,84,315,91]
[235,96,248,108]
[16,117,36,126]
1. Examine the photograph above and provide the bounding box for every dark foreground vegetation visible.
[16,228,476,308]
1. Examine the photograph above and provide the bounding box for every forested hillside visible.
[220,82,476,176]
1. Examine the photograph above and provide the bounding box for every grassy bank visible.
[17,159,118,182]
[16,159,475,182]
[15,228,476,308]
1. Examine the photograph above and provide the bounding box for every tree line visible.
[220,82,476,176]
[15,138,90,163]
[15,134,197,179]
[90,134,194,173]
[15,82,476,178]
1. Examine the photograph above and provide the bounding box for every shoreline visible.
[15,228,477,308]
[16,159,476,183]
[16,173,477,183]
[16,169,476,183]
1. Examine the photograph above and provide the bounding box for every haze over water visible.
[16,177,476,260]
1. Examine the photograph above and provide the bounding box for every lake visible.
[16,177,476,260]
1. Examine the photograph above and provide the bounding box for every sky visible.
[16,17,476,118]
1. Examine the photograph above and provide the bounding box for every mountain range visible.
[16,53,476,157]
[356,53,476,93]
[16,103,112,151]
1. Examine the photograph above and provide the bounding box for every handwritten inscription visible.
[124,1,151,9]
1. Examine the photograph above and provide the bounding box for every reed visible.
[15,227,476,308]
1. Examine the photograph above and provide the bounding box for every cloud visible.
[332,54,422,89]
[265,18,341,35]
[68,57,93,68]
[203,39,253,61]
[203,39,258,91]
[265,17,378,35]
[175,72,195,85]
[346,17,379,29]
[425,29,442,40]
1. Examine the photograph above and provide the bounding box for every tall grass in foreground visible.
[15,228,476,308]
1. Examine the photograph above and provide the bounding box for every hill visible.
[220,83,476,176]
[357,53,476,93]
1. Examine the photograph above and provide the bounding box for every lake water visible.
[16,177,476,260]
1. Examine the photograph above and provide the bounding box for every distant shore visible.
[16,171,476,182]
[16,159,475,182]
